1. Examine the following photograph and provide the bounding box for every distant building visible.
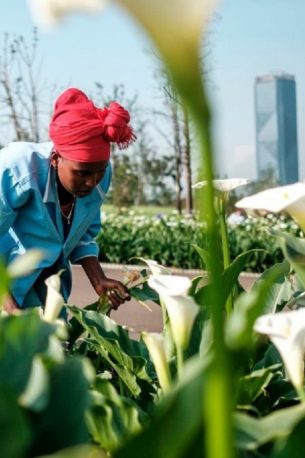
[255,73,299,184]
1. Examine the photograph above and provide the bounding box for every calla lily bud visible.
[148,275,199,350]
[43,272,65,323]
[142,332,171,392]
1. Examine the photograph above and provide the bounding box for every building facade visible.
[255,73,299,184]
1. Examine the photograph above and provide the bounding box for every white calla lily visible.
[27,0,216,85]
[142,332,170,392]
[148,275,198,350]
[148,275,192,297]
[43,271,65,323]
[254,309,305,391]
[116,0,216,79]
[236,182,305,231]
[193,178,250,193]
[27,0,106,28]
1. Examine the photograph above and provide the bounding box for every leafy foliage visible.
[97,211,303,272]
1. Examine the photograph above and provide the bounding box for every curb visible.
[99,262,261,279]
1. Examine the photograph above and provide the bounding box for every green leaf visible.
[29,358,92,456]
[68,307,154,397]
[250,259,292,314]
[271,417,305,458]
[0,386,31,458]
[254,343,283,370]
[87,377,146,452]
[195,250,259,308]
[226,261,290,350]
[129,282,160,303]
[115,357,209,458]
[36,445,107,458]
[0,311,56,396]
[67,300,104,346]
[236,365,281,406]
[192,244,210,269]
[235,403,305,450]
[0,258,10,306]
[188,275,207,296]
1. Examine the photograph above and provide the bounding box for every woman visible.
[0,87,135,313]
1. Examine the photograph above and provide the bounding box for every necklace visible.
[60,197,76,225]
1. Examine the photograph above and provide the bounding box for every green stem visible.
[176,345,184,380]
[219,202,233,314]
[296,385,305,404]
[205,358,234,458]
[170,68,235,458]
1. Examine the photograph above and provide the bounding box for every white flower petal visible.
[236,182,305,214]
[142,332,170,391]
[7,249,45,278]
[164,295,199,349]
[28,0,107,28]
[111,0,218,86]
[254,309,305,389]
[193,178,250,192]
[139,259,171,276]
[148,275,192,297]
[148,275,198,350]
[272,334,305,389]
[43,272,65,323]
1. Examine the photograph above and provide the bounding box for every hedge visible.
[96,210,303,272]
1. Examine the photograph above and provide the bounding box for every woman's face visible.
[51,152,108,197]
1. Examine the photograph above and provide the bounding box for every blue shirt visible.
[0,141,111,307]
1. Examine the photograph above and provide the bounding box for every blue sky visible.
[1,0,305,180]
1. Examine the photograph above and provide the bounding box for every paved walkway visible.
[69,264,259,338]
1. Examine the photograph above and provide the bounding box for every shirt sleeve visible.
[0,169,29,235]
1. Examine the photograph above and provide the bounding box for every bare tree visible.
[0,28,53,143]
[153,69,193,214]
[93,82,175,207]
[182,107,193,213]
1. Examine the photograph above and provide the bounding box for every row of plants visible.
[3,206,305,457]
[97,210,303,272]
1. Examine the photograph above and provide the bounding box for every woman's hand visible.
[94,277,130,310]
[3,294,20,314]
[80,256,130,310]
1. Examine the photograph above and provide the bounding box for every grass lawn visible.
[102,204,176,216]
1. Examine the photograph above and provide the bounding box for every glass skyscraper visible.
[255,73,299,184]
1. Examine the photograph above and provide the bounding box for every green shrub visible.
[97,210,206,270]
[97,210,303,272]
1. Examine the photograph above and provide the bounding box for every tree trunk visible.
[171,96,183,214]
[182,108,193,214]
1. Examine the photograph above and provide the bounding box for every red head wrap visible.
[49,88,136,162]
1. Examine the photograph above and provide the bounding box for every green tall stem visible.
[168,64,235,458]
[218,197,233,314]
[192,88,234,458]
[296,385,305,404]
[176,345,184,380]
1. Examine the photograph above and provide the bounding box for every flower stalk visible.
[218,195,233,314]
[189,83,234,458]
